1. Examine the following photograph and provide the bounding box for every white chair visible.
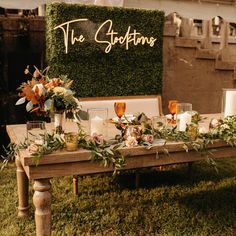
[79,95,163,119]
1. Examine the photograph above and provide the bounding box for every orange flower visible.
[64,80,73,88]
[21,84,38,105]
[45,78,63,90]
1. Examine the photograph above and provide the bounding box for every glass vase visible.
[88,108,108,138]
[26,121,46,145]
[176,103,192,131]
[54,112,64,134]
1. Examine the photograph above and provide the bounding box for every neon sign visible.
[54,19,157,54]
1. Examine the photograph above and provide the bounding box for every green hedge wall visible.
[46,3,164,97]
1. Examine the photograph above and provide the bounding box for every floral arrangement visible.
[15,65,78,115]
[115,113,154,147]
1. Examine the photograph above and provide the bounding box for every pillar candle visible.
[178,112,192,131]
[90,116,104,135]
[224,90,236,117]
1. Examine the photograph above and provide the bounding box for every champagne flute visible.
[114,102,126,124]
[168,100,178,124]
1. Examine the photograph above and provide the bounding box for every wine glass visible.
[114,102,126,123]
[168,100,178,124]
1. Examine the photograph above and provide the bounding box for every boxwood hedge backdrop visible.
[46,3,164,97]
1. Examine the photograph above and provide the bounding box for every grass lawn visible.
[0,158,235,236]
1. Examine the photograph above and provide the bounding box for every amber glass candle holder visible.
[114,102,126,123]
[168,100,178,125]
[65,132,78,151]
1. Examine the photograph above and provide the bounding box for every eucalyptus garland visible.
[2,115,236,175]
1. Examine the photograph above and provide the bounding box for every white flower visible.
[221,124,230,129]
[125,136,138,147]
[142,134,154,143]
[211,119,219,126]
[92,133,103,145]
[209,118,220,129]
[34,139,44,145]
[53,86,67,94]
[32,84,46,97]
[27,144,39,153]
[199,126,208,134]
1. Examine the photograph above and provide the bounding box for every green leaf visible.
[183,144,189,152]
[105,148,114,155]
[163,148,169,156]
[44,99,51,110]
[74,110,89,121]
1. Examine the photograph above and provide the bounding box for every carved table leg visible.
[33,179,52,236]
[15,155,29,217]
[73,175,79,195]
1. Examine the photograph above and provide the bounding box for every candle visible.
[214,16,220,25]
[90,116,104,135]
[65,132,78,151]
[224,90,236,117]
[178,112,192,131]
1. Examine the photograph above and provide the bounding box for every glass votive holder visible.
[186,124,198,140]
[26,121,46,145]
[152,116,167,131]
[176,103,192,131]
[222,88,236,118]
[151,116,167,144]
[88,108,108,137]
[64,132,78,151]
[198,121,210,134]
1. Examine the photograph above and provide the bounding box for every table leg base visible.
[33,179,52,236]
[16,156,29,218]
[18,206,30,217]
[73,175,79,195]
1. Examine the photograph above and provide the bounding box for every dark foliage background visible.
[46,3,164,97]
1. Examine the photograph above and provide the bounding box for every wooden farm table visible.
[6,114,236,236]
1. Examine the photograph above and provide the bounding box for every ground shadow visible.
[114,160,236,189]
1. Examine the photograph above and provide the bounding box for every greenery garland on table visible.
[2,114,236,175]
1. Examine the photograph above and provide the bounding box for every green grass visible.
[0,158,236,236]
